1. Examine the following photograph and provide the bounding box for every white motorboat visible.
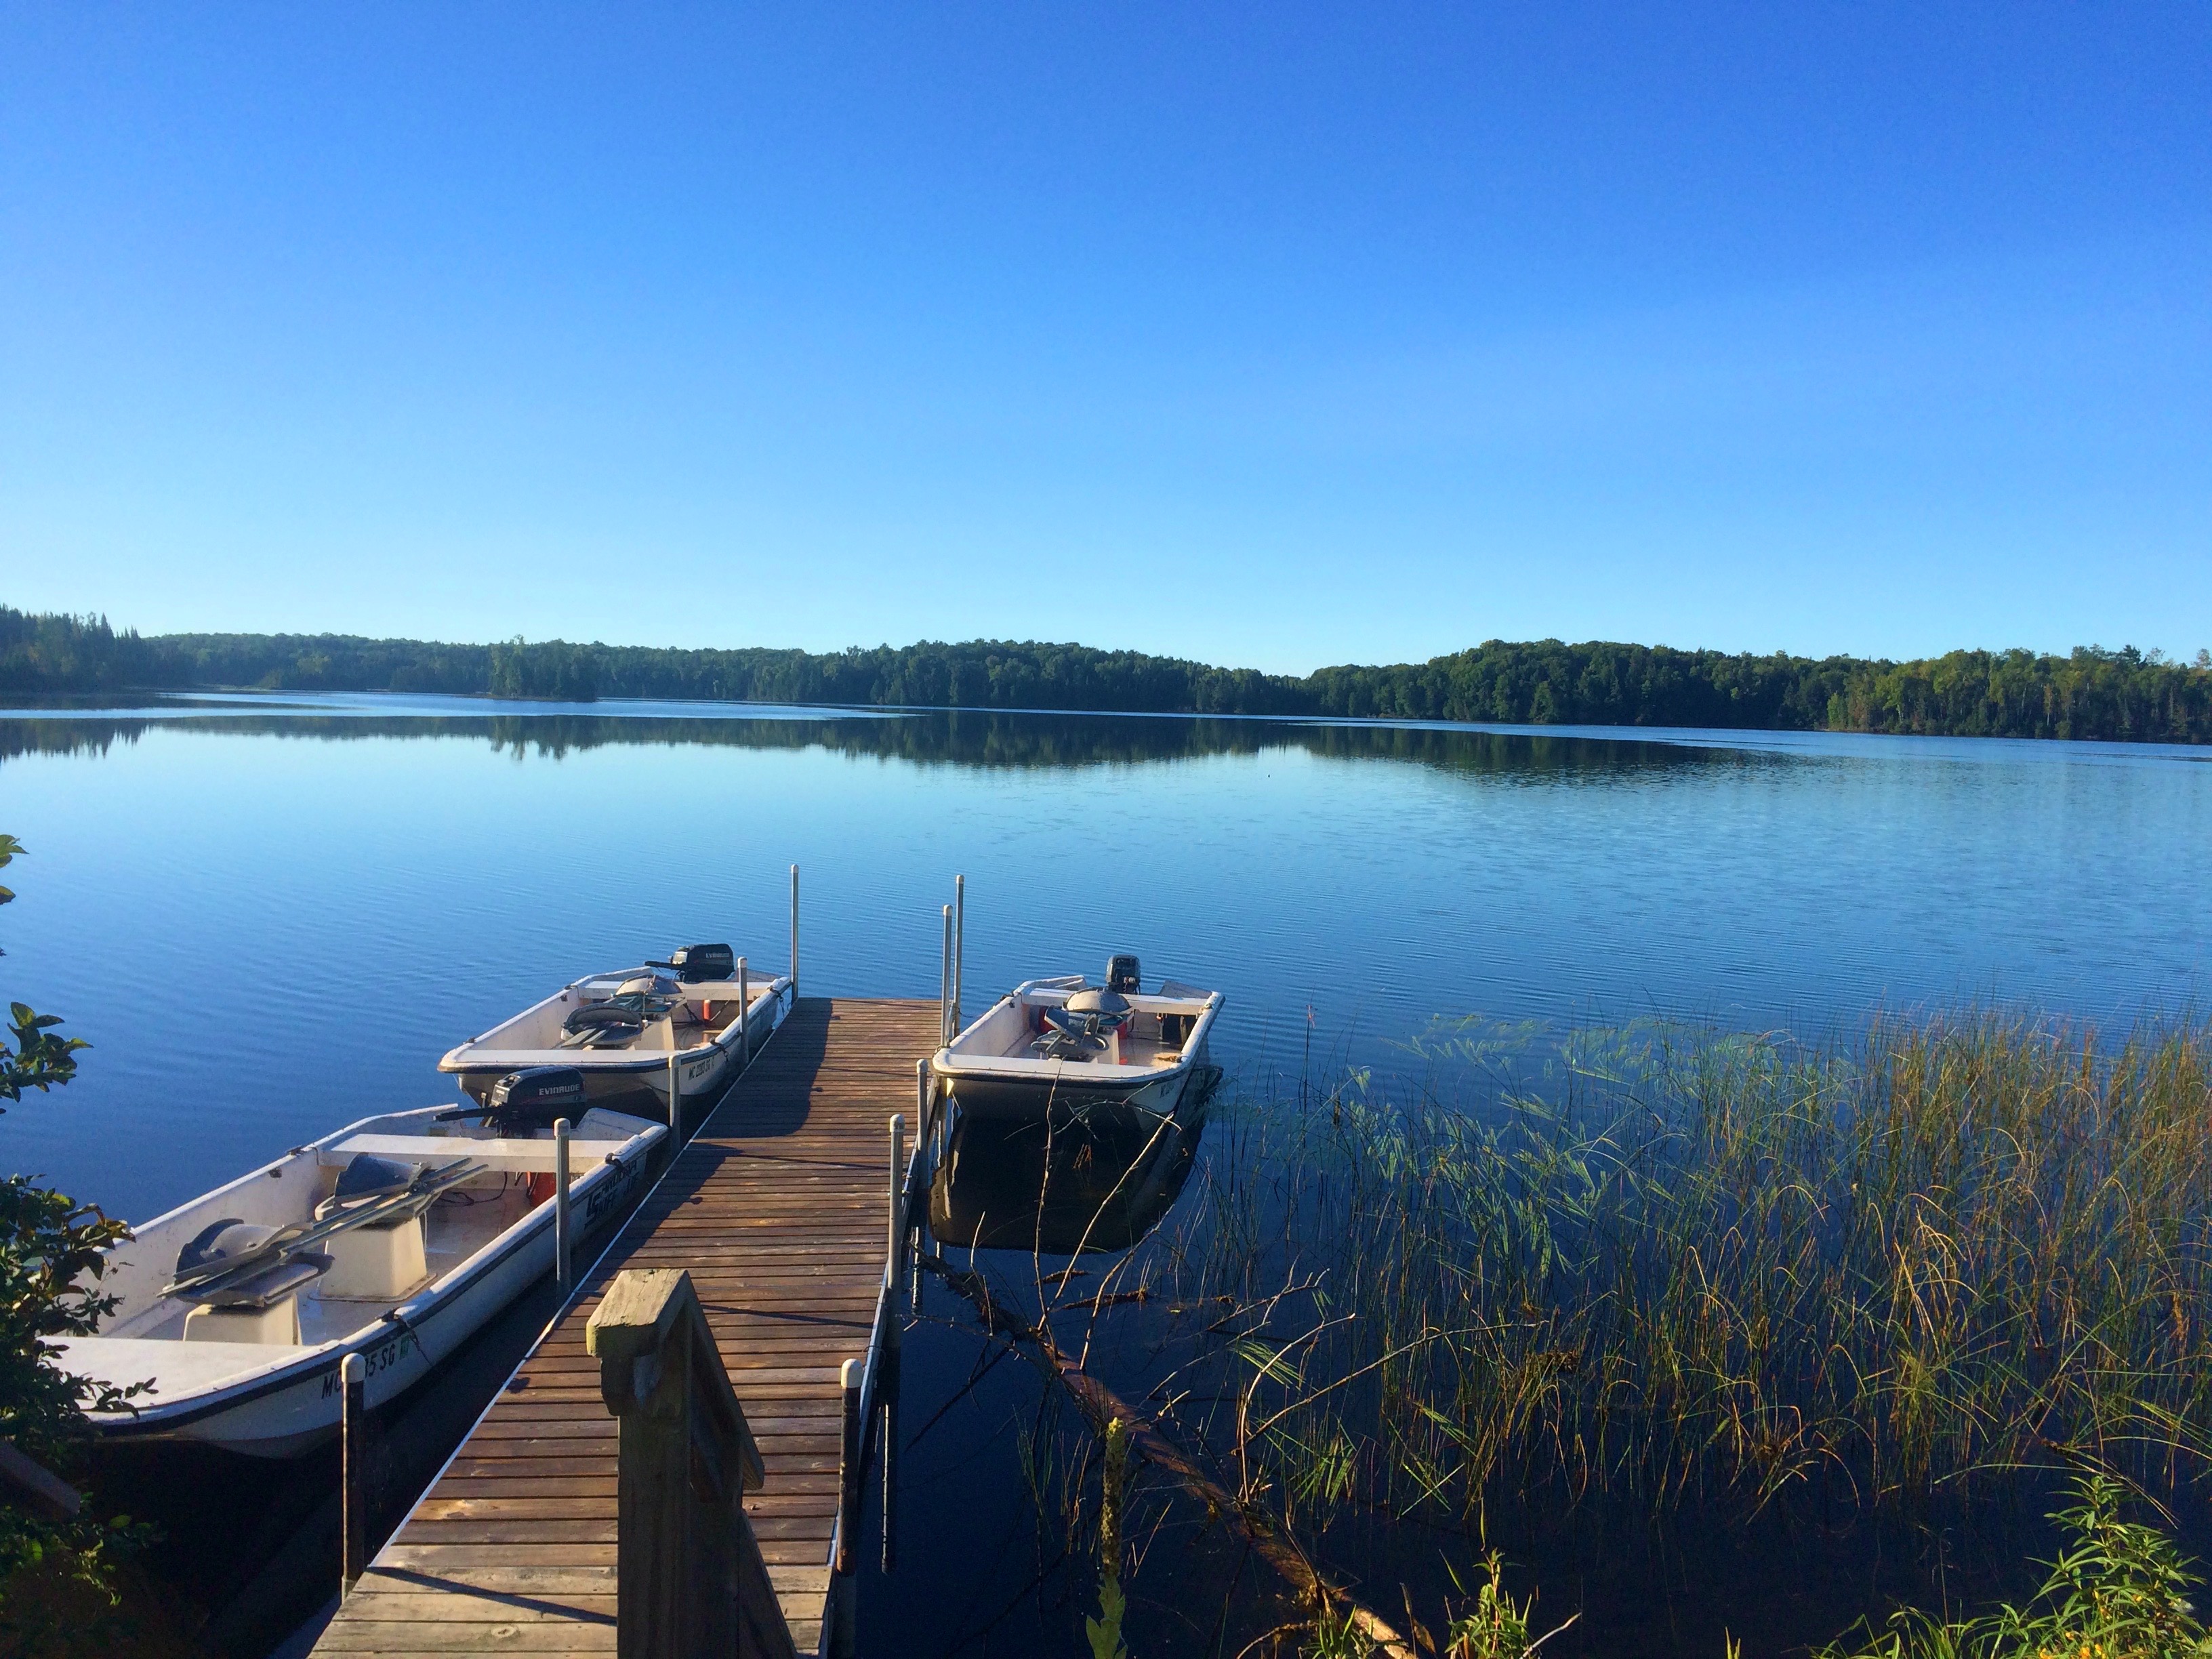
[56,1076,666,1456]
[930,955,1222,1130]
[438,943,790,1122]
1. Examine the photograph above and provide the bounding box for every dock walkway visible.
[312,996,939,1658]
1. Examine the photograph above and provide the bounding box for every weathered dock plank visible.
[312,997,936,1659]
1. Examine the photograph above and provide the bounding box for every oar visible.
[163,1158,483,1298]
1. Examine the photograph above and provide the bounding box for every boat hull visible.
[929,1099,1206,1253]
[445,1043,733,1122]
[59,1130,661,1457]
[933,1057,1208,1130]
[441,980,786,1124]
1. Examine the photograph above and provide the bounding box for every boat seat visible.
[173,1223,333,1344]
[184,1287,314,1345]
[315,1153,433,1298]
[317,1214,429,1300]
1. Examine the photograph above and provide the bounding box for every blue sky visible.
[3,4,2207,674]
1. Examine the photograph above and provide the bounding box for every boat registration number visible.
[323,1330,418,1396]
[584,1156,641,1223]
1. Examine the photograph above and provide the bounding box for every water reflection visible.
[0,704,1726,779]
[928,1090,1210,1254]
[7,691,2209,1229]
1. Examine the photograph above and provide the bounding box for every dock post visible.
[587,1268,787,1659]
[340,1351,367,1597]
[887,1113,907,1295]
[737,956,750,1067]
[880,1336,899,1574]
[554,1118,573,1293]
[940,905,954,1043]
[913,1060,933,1309]
[953,873,964,1033]
[832,1356,861,1656]
[667,1039,682,1142]
[790,863,800,998]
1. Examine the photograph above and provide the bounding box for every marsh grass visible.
[1815,1473,2212,1658]
[1155,1010,2212,1544]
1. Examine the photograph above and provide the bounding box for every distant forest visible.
[5,605,2209,743]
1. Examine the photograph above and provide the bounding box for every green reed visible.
[1155,1010,2212,1537]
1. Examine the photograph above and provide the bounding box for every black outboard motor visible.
[668,944,735,984]
[489,1066,588,1132]
[438,1066,590,1135]
[1105,954,1141,996]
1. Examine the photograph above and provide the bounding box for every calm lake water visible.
[2,692,2208,1224]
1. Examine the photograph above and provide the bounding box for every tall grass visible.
[1157,1011,2212,1536]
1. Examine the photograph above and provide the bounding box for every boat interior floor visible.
[1029,1032,1185,1067]
[556,1000,749,1054]
[119,1181,540,1345]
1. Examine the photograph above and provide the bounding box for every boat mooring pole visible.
[667,1037,682,1142]
[881,1335,899,1574]
[887,1113,906,1294]
[939,905,953,1043]
[953,874,964,1033]
[884,1111,906,1571]
[737,956,751,1067]
[553,1118,572,1292]
[790,864,800,999]
[341,1351,367,1597]
[833,1355,861,1656]
[914,1059,933,1310]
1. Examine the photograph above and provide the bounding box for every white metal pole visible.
[887,1113,906,1291]
[939,905,952,1043]
[554,1118,572,1292]
[341,1351,367,1595]
[953,874,964,1034]
[737,956,750,1067]
[790,864,800,999]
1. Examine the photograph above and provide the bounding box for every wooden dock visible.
[312,996,939,1658]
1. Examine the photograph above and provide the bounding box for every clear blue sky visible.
[3,4,2207,674]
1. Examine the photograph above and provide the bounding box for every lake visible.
[2,691,2207,1224]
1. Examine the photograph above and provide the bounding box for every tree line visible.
[4,606,2209,742]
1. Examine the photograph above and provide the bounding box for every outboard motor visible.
[1105,955,1141,996]
[483,1066,589,1134]
[668,943,735,984]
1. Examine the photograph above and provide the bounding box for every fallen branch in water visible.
[917,1250,1417,1659]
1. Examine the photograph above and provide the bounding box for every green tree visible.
[0,836,145,1597]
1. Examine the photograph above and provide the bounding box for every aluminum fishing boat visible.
[438,943,790,1121]
[56,1076,665,1456]
[930,955,1221,1130]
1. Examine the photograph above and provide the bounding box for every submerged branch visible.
[918,1250,1417,1658]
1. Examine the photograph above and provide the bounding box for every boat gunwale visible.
[64,1106,666,1433]
[932,979,1223,1082]
[436,970,792,1074]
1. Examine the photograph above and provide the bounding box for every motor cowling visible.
[1105,954,1141,995]
[486,1065,589,1133]
[669,944,735,983]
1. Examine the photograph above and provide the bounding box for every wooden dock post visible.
[587,1267,794,1659]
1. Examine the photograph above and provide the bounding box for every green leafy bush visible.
[0,835,146,1595]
